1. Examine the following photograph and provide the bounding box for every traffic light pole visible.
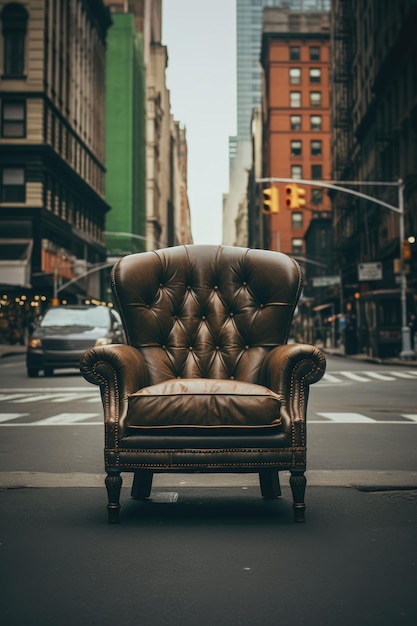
[256,177,414,359]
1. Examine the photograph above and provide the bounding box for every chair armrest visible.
[80,344,149,446]
[261,344,326,440]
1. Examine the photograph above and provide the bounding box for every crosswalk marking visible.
[49,393,97,403]
[316,412,374,423]
[363,371,396,381]
[321,373,343,383]
[0,394,28,401]
[402,414,417,422]
[13,393,64,403]
[387,371,416,379]
[0,413,28,423]
[33,413,100,425]
[337,371,371,382]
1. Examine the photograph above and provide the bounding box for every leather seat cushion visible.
[126,379,283,429]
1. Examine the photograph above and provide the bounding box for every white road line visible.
[402,414,417,422]
[0,413,28,423]
[338,371,371,382]
[13,393,63,403]
[49,393,97,403]
[321,373,344,383]
[363,371,396,381]
[388,371,417,379]
[33,413,100,425]
[0,394,28,401]
[316,412,375,423]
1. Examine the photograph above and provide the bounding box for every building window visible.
[311,140,322,156]
[311,189,323,205]
[290,46,300,60]
[292,238,303,255]
[292,212,303,229]
[289,68,301,84]
[291,165,302,179]
[290,115,301,130]
[310,115,322,131]
[311,164,322,179]
[1,101,25,137]
[309,68,321,83]
[1,3,28,77]
[310,92,322,107]
[290,91,301,108]
[309,46,320,61]
[1,167,25,202]
[291,140,302,156]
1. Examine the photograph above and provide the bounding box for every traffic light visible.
[262,185,279,214]
[284,184,306,209]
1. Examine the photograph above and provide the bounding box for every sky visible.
[162,0,236,245]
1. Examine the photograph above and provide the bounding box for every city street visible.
[1,352,417,625]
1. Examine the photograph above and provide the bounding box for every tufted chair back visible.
[111,245,302,386]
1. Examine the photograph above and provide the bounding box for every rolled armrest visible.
[80,344,149,446]
[261,344,326,439]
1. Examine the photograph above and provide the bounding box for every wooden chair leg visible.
[105,470,122,523]
[259,470,281,498]
[131,469,153,500]
[290,470,307,523]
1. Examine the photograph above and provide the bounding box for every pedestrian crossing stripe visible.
[0,412,416,426]
[317,370,417,385]
[316,412,374,422]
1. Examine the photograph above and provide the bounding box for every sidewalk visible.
[323,345,417,366]
[0,343,26,358]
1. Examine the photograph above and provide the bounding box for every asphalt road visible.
[1,353,416,626]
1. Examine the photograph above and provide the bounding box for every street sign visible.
[312,275,341,287]
[358,262,383,281]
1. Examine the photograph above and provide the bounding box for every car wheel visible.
[27,368,39,378]
[44,368,54,377]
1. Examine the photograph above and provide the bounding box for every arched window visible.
[1,3,28,77]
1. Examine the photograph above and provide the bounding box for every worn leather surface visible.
[126,378,283,428]
[111,245,302,384]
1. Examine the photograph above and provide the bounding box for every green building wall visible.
[105,14,147,255]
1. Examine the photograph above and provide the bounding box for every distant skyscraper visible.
[234,0,330,144]
[224,0,330,245]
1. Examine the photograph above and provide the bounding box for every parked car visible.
[26,304,125,377]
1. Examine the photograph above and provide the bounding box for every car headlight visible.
[94,338,113,346]
[28,338,42,349]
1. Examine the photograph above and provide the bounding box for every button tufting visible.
[213,285,219,290]
[229,312,234,317]
[242,281,247,286]
[188,346,193,351]
[245,345,249,350]
[202,315,206,320]
[230,376,234,380]
[260,304,264,309]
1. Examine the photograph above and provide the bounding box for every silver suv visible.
[26,305,125,377]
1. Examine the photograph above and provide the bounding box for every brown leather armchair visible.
[80,245,326,523]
